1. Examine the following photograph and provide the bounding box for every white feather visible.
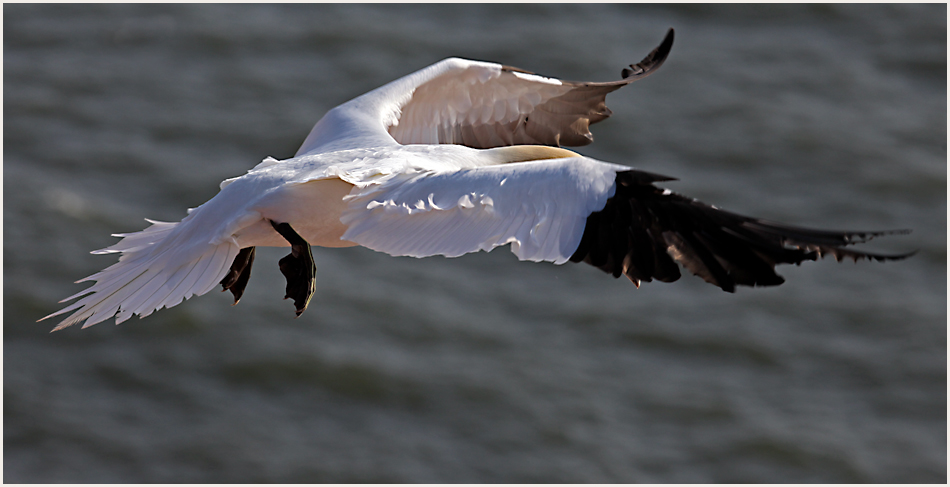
[295,57,576,154]
[340,157,623,264]
[42,179,263,329]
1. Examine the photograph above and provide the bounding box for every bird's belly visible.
[234,177,358,249]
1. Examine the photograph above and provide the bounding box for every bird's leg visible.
[220,246,256,304]
[269,220,317,317]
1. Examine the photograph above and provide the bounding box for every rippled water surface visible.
[4,4,946,483]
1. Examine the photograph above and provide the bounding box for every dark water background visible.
[4,4,946,483]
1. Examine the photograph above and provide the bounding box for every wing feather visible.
[340,157,625,263]
[296,29,674,155]
[569,171,915,291]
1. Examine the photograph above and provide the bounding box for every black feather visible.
[569,170,913,292]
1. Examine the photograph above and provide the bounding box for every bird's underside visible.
[40,28,912,330]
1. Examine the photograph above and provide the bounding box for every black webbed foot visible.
[220,246,256,304]
[269,220,316,317]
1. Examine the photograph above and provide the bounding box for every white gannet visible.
[40,29,912,331]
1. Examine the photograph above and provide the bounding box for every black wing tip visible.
[621,27,675,80]
[825,248,918,263]
[835,227,912,243]
[617,169,678,184]
[875,228,912,237]
[658,27,675,58]
[570,175,914,293]
[883,248,918,260]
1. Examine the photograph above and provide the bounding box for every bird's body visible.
[41,29,911,331]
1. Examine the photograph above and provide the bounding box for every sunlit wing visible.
[296,29,675,155]
[341,160,913,291]
[339,156,628,263]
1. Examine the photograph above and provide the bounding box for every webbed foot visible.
[269,221,316,317]
[220,246,256,304]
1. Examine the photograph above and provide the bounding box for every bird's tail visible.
[39,216,240,331]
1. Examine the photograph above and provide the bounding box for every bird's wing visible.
[339,156,632,264]
[341,159,913,290]
[295,29,674,156]
[568,172,915,292]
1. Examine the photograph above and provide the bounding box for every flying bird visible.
[41,28,912,331]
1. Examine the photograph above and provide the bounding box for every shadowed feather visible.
[570,170,914,292]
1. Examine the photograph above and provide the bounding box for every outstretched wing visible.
[569,171,915,292]
[295,29,674,155]
[341,161,912,291]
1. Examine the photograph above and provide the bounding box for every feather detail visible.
[340,157,623,264]
[40,218,241,330]
[569,171,914,291]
